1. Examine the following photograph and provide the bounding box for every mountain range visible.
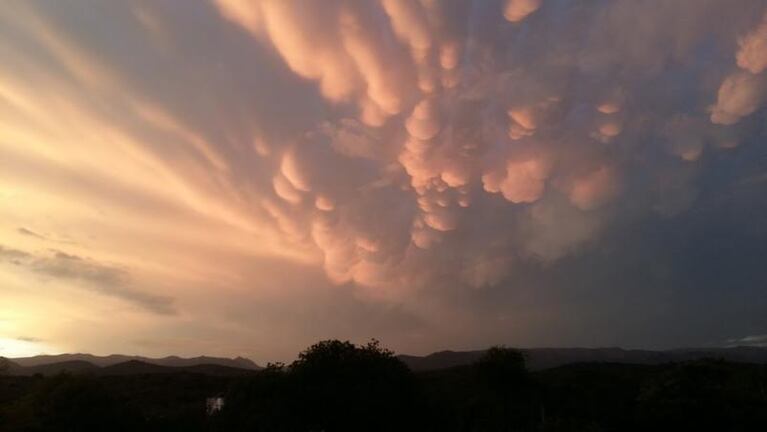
[0,357,260,377]
[397,346,767,371]
[1,353,261,377]
[3,346,767,376]
[7,353,260,370]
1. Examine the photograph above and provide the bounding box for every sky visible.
[1,0,767,362]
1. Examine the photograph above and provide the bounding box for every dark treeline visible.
[2,339,767,431]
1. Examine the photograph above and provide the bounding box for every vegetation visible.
[1,341,766,431]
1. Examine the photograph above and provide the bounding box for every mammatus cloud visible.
[710,9,767,125]
[737,12,767,74]
[502,0,542,23]
[1,0,767,359]
[5,0,764,299]
[710,71,766,125]
[210,0,767,295]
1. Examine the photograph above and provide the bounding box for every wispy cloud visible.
[17,227,47,241]
[0,244,175,315]
[0,245,31,262]
[15,336,43,343]
[726,334,767,347]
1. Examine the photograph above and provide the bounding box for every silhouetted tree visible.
[217,339,416,431]
[636,359,767,430]
[471,346,533,431]
[475,347,527,395]
[4,343,767,432]
[289,339,416,431]
[214,361,296,431]
[2,373,143,432]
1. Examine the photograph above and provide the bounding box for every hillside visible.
[21,360,100,376]
[99,360,258,377]
[398,346,767,371]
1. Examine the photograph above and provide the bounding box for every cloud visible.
[1,0,767,359]
[710,71,766,125]
[205,0,767,300]
[737,11,767,74]
[0,246,31,262]
[482,154,551,204]
[503,0,543,23]
[0,245,175,315]
[726,334,767,347]
[3,0,763,301]
[15,336,43,343]
[17,227,47,240]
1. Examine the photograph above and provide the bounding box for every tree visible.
[217,340,417,431]
[471,346,533,430]
[474,346,528,395]
[634,359,767,430]
[289,339,416,431]
[2,374,143,432]
[215,361,295,431]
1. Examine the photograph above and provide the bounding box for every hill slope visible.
[398,346,767,371]
[99,360,258,377]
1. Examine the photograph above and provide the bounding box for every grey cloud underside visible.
[0,245,175,315]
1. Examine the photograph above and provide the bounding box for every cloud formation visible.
[1,0,767,360]
[211,0,767,296]
[726,334,767,348]
[0,245,174,315]
[503,0,542,23]
[17,228,47,241]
